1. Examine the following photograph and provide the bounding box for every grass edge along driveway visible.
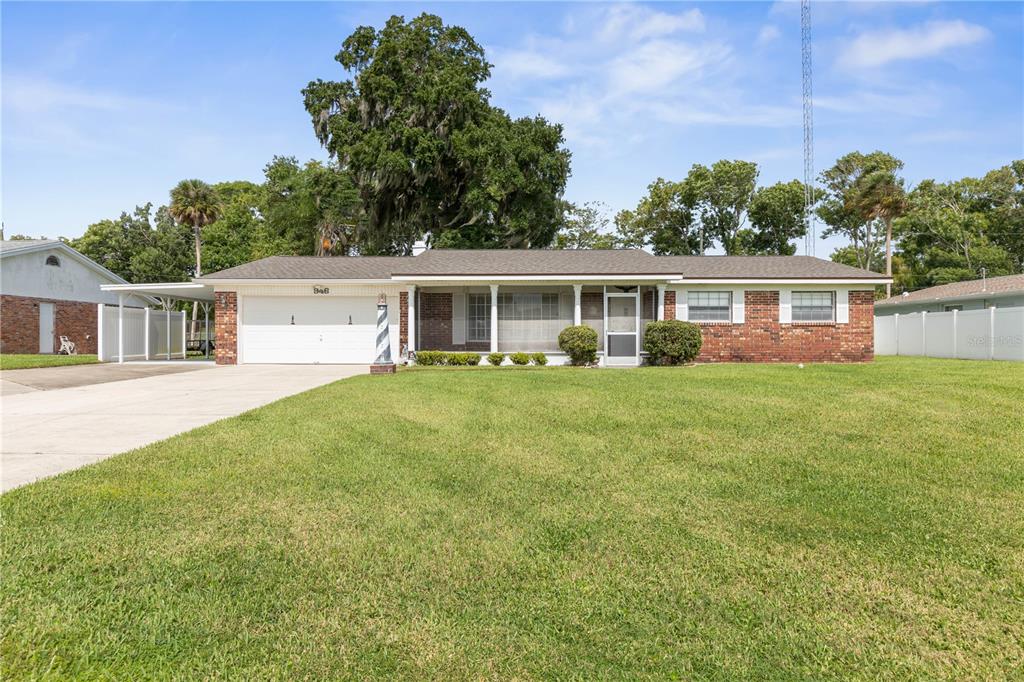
[0,354,99,370]
[2,357,1022,679]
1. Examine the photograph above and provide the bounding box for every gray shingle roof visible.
[200,255,408,280]
[876,273,1024,306]
[658,255,885,279]
[200,250,888,281]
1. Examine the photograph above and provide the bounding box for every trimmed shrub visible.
[530,352,548,366]
[509,351,530,365]
[558,325,599,366]
[487,352,505,366]
[643,320,703,365]
[465,353,481,366]
[415,350,446,366]
[447,352,471,366]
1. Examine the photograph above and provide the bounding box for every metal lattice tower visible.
[801,0,816,257]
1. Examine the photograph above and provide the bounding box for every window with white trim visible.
[466,293,491,342]
[792,291,835,322]
[687,291,731,321]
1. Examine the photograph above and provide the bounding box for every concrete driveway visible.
[0,362,211,395]
[1,364,368,492]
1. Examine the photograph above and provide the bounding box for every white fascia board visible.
[101,282,207,292]
[669,278,890,285]
[197,278,398,286]
[390,274,682,283]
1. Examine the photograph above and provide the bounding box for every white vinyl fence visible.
[97,304,186,362]
[875,306,1024,362]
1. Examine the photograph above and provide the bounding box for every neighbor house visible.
[195,249,889,365]
[0,239,151,354]
[875,274,1024,316]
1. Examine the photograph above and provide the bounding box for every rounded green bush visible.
[530,352,548,366]
[643,320,703,365]
[415,350,446,366]
[509,351,530,365]
[447,352,470,366]
[558,325,598,366]
[487,352,505,366]
[465,354,481,366]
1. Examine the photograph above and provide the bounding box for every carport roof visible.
[100,282,215,302]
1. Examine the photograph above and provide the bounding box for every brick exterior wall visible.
[664,291,676,321]
[399,291,408,350]
[0,294,98,354]
[214,291,238,365]
[693,290,874,363]
[417,291,491,352]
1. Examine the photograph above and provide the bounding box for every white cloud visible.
[607,40,728,96]
[757,25,781,46]
[491,49,571,80]
[598,4,705,42]
[839,20,989,69]
[3,75,153,114]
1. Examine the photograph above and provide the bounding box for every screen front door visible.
[606,293,638,365]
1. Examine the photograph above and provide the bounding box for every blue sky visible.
[3,1,1021,256]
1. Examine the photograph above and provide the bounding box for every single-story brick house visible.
[0,240,151,354]
[196,249,889,366]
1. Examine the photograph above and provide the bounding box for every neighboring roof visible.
[658,255,885,280]
[200,255,407,280]
[876,274,1024,306]
[199,249,889,281]
[0,239,62,254]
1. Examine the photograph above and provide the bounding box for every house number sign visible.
[313,286,330,295]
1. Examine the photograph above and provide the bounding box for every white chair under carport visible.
[98,282,216,364]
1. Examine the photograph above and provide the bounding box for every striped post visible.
[371,293,395,374]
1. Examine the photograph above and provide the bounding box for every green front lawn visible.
[2,357,1021,679]
[0,354,99,370]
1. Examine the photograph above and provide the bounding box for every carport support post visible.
[97,304,105,362]
[117,294,124,364]
[166,306,171,361]
[181,310,187,359]
[490,284,499,354]
[204,303,210,359]
[144,307,151,361]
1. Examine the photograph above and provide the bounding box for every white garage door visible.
[242,296,388,364]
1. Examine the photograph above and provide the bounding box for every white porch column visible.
[656,285,666,321]
[407,285,417,353]
[117,294,125,364]
[573,284,582,326]
[144,307,151,361]
[490,284,499,353]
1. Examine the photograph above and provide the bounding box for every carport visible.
[98,282,215,363]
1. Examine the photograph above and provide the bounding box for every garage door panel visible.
[241,296,396,364]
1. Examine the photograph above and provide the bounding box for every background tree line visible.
[59,12,1020,300]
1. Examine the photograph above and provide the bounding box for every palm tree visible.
[850,167,907,298]
[169,179,222,337]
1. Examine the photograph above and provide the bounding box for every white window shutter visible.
[779,289,792,323]
[836,289,849,324]
[452,292,466,344]
[732,289,745,324]
[677,289,688,321]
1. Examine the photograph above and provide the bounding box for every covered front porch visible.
[403,282,672,366]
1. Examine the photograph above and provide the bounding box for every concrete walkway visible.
[1,364,367,492]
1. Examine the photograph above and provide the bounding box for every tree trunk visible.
[191,227,202,340]
[885,217,893,298]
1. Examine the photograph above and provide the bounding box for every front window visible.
[792,291,835,322]
[688,291,731,322]
[467,293,491,342]
[944,304,963,312]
